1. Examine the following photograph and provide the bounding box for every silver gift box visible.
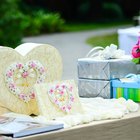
[78,79,111,98]
[78,58,138,80]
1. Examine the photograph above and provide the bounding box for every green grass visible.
[64,21,131,32]
[86,33,118,48]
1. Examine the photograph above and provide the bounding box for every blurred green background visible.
[0,0,140,48]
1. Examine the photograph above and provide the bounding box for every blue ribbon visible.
[125,73,140,83]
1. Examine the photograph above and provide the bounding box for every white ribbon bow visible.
[86,44,130,60]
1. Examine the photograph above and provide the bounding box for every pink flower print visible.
[39,67,45,73]
[30,62,36,68]
[54,99,58,104]
[49,89,54,94]
[19,93,26,100]
[60,90,64,95]
[9,83,16,89]
[22,71,28,78]
[61,84,66,89]
[16,63,23,69]
[70,96,74,102]
[30,92,35,99]
[55,85,59,89]
[61,106,66,111]
[69,86,73,92]
[67,105,71,110]
[7,71,13,77]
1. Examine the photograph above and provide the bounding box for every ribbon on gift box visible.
[125,74,140,83]
[120,73,140,83]
[86,44,130,60]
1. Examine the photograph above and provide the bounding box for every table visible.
[15,109,140,140]
[118,26,140,54]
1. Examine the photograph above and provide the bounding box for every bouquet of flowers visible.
[131,36,140,64]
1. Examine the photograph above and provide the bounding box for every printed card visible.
[34,80,83,120]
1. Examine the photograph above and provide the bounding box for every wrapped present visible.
[78,79,111,98]
[78,44,139,80]
[111,79,140,102]
[78,58,138,80]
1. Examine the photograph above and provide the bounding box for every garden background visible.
[0,0,140,48]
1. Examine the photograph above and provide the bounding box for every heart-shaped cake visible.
[0,43,62,115]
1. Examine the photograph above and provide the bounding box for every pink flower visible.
[61,85,65,89]
[22,71,28,78]
[54,99,58,103]
[7,71,13,77]
[49,89,54,94]
[69,86,73,92]
[16,63,23,69]
[9,83,16,89]
[30,62,36,68]
[61,106,66,111]
[30,93,35,99]
[60,91,64,95]
[71,96,74,102]
[55,85,59,89]
[19,93,26,100]
[67,106,71,110]
[131,45,140,58]
[40,67,45,73]
[132,36,140,58]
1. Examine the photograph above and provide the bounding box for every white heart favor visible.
[34,80,84,120]
[0,43,62,115]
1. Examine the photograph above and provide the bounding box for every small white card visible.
[34,80,84,120]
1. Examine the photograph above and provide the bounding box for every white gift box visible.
[78,79,111,98]
[78,58,138,80]
[118,26,140,54]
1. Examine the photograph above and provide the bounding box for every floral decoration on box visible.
[132,36,140,64]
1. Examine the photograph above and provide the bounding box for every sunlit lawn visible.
[86,33,118,48]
